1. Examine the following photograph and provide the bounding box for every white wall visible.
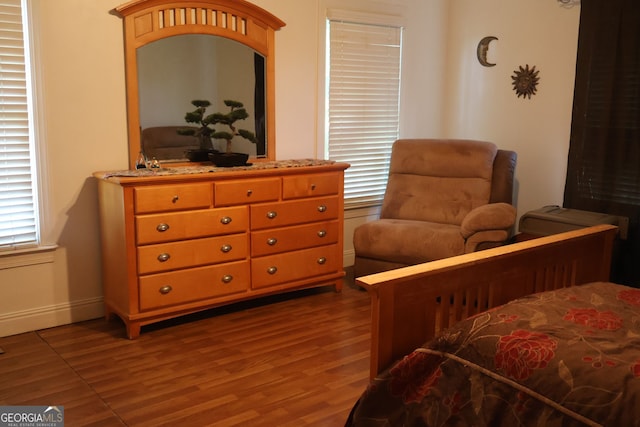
[0,0,580,337]
[0,0,127,336]
[444,0,581,218]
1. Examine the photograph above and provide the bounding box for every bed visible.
[346,224,639,426]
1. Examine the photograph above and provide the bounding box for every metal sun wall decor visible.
[511,64,540,99]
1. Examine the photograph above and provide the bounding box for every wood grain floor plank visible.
[0,333,124,426]
[1,277,370,426]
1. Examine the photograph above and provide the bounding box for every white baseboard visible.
[0,297,104,337]
[344,248,355,267]
[1,250,358,338]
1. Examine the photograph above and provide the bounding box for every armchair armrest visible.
[460,202,516,239]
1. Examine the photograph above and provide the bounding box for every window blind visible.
[327,19,402,209]
[0,0,37,249]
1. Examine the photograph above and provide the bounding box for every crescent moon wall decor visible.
[557,0,580,8]
[477,36,498,67]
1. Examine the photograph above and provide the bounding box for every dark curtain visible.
[564,0,640,285]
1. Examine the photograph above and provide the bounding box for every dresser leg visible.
[334,279,343,293]
[126,323,141,340]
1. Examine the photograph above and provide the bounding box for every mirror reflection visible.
[137,35,266,162]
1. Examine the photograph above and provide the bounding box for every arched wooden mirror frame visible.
[115,0,285,169]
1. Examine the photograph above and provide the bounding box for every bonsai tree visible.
[177,99,216,152]
[210,100,258,154]
[177,99,257,154]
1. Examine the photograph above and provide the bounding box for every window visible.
[326,11,402,209]
[0,0,39,250]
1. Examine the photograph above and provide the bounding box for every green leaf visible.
[202,114,218,125]
[176,128,196,136]
[469,370,485,414]
[191,100,211,108]
[224,99,243,108]
[230,108,249,121]
[529,310,548,329]
[184,111,202,123]
[212,131,234,140]
[211,113,230,124]
[558,360,574,389]
[238,129,257,143]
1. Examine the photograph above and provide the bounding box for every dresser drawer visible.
[251,196,339,230]
[251,220,339,257]
[138,260,250,311]
[136,206,248,244]
[214,177,280,206]
[135,183,212,214]
[137,233,248,274]
[282,173,340,199]
[251,244,341,289]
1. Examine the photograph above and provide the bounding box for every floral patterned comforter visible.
[346,282,640,427]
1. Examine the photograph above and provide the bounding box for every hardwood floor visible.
[0,273,371,426]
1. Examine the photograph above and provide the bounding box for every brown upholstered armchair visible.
[141,126,200,160]
[353,139,517,277]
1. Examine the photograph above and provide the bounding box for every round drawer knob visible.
[267,211,277,219]
[247,189,253,196]
[317,230,327,238]
[220,216,232,225]
[159,285,173,295]
[311,184,316,190]
[222,275,233,283]
[267,266,278,275]
[267,238,277,246]
[317,205,327,213]
[157,253,170,262]
[317,257,327,265]
[221,244,232,253]
[156,223,169,232]
[171,195,179,203]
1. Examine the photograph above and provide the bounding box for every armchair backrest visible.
[141,126,200,160]
[490,149,517,205]
[380,139,515,226]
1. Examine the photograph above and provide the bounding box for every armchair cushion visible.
[464,229,512,253]
[353,219,465,266]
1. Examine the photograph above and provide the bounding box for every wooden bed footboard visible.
[356,224,618,379]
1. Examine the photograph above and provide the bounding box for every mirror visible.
[137,35,266,161]
[115,0,285,168]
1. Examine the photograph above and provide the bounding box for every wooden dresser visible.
[94,160,349,338]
